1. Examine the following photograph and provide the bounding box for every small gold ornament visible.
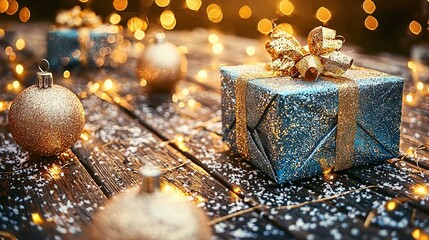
[8,60,85,156]
[90,167,211,240]
[136,33,187,93]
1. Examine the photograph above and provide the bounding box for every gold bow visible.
[266,26,353,81]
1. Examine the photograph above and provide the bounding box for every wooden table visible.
[1,24,429,240]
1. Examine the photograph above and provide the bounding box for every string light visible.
[12,80,20,89]
[19,7,30,23]
[48,164,62,180]
[362,0,376,14]
[278,0,294,16]
[412,228,429,240]
[316,7,331,23]
[257,18,273,35]
[0,101,8,111]
[80,132,90,142]
[385,200,397,211]
[412,184,429,198]
[239,5,252,19]
[103,79,113,91]
[365,15,378,30]
[406,94,413,103]
[417,82,424,91]
[186,0,202,11]
[409,21,422,35]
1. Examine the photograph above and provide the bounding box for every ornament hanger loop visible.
[39,59,50,73]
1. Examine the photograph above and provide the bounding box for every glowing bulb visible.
[15,39,25,50]
[246,46,256,56]
[406,94,413,103]
[15,64,23,75]
[365,16,378,30]
[257,18,273,35]
[19,7,30,23]
[278,0,294,16]
[80,132,90,142]
[109,13,121,25]
[103,79,113,91]
[409,21,422,35]
[63,70,70,79]
[316,7,331,23]
[413,185,429,197]
[212,43,224,54]
[417,82,424,91]
[31,213,43,225]
[233,186,241,194]
[48,164,62,179]
[385,200,397,211]
[186,0,202,11]
[140,79,147,87]
[239,5,252,19]
[362,0,376,14]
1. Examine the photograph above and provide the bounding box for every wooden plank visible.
[0,126,107,239]
[72,94,289,239]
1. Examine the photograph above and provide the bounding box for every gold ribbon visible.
[235,26,357,173]
[266,26,353,81]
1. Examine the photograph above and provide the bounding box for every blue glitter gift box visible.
[221,64,403,183]
[46,25,120,69]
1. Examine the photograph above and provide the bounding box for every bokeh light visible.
[257,18,273,35]
[365,15,378,30]
[0,0,9,13]
[6,0,18,15]
[186,0,202,11]
[113,0,128,11]
[207,4,223,23]
[155,0,170,7]
[109,13,121,25]
[278,0,294,16]
[239,5,252,19]
[316,7,331,23]
[160,10,176,30]
[409,21,422,35]
[15,39,25,50]
[19,7,30,22]
[363,0,376,14]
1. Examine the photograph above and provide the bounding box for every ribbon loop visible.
[266,26,353,81]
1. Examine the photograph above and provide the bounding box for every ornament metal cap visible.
[37,59,53,88]
[154,32,166,44]
[139,166,161,194]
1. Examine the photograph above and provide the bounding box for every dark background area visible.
[0,0,428,55]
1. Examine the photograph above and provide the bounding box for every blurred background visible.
[0,0,428,55]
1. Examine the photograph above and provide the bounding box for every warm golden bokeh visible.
[239,5,252,19]
[160,10,176,30]
[257,18,273,35]
[155,0,170,7]
[275,22,294,34]
[316,7,331,23]
[113,0,128,11]
[15,38,25,50]
[207,4,223,23]
[363,0,376,14]
[19,7,30,22]
[186,0,202,11]
[0,0,9,13]
[409,21,422,35]
[365,15,378,30]
[109,13,121,25]
[6,0,18,15]
[278,0,294,16]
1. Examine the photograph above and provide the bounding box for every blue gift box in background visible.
[46,25,120,70]
[221,64,403,184]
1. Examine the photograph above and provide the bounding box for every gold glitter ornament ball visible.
[90,167,211,240]
[136,33,187,93]
[8,62,85,156]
